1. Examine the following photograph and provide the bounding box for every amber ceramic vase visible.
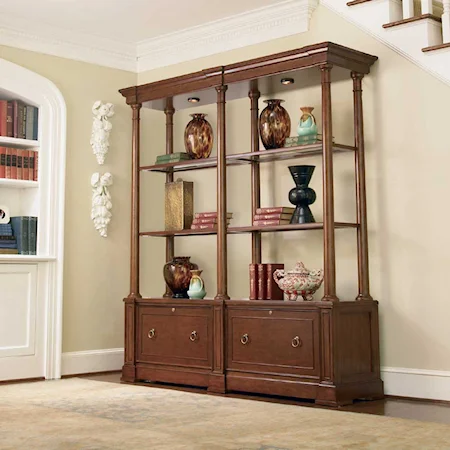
[259,99,291,150]
[163,256,198,298]
[184,113,214,159]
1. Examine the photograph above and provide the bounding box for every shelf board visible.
[0,178,38,188]
[0,255,56,262]
[0,136,39,149]
[141,143,355,173]
[140,222,358,237]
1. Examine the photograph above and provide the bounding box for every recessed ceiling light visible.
[188,97,200,103]
[280,78,294,85]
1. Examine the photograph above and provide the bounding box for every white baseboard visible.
[381,367,450,401]
[60,349,450,401]
[61,348,123,376]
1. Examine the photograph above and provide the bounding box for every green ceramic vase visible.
[188,269,206,299]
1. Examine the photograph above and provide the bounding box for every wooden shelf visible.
[0,136,39,149]
[141,143,355,173]
[0,178,38,188]
[140,222,358,237]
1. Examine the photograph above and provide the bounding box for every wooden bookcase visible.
[119,42,384,406]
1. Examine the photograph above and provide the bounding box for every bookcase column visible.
[128,103,142,299]
[320,65,338,302]
[249,83,262,264]
[352,73,373,301]
[215,85,230,301]
[163,97,175,298]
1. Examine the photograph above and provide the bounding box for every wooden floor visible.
[82,372,450,425]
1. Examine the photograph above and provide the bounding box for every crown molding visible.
[0,14,137,72]
[137,0,318,73]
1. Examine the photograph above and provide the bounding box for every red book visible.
[249,263,258,300]
[10,148,17,179]
[191,224,218,230]
[256,207,295,215]
[257,264,267,300]
[253,219,291,226]
[266,263,284,300]
[0,101,7,136]
[0,147,5,178]
[28,150,35,181]
[254,212,293,221]
[6,102,13,137]
[192,218,231,225]
[195,212,233,219]
[17,149,23,180]
[34,151,38,181]
[23,150,29,180]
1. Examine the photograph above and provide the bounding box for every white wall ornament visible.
[90,101,114,165]
[91,172,113,238]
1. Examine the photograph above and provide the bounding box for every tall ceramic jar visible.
[259,99,291,150]
[184,113,214,159]
[163,256,198,298]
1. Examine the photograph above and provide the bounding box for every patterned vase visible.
[259,99,291,150]
[163,256,198,298]
[297,107,318,143]
[187,269,206,299]
[184,113,214,159]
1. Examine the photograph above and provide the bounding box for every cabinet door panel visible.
[227,309,320,377]
[137,306,212,369]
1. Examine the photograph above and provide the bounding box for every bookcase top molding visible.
[119,41,378,109]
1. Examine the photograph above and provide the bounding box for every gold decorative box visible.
[165,178,194,230]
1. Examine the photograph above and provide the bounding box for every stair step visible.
[422,42,450,52]
[383,14,441,29]
[347,0,372,6]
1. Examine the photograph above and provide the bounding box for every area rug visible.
[0,378,449,449]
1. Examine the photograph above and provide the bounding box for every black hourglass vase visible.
[288,165,316,224]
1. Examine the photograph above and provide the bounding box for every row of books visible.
[156,152,190,165]
[252,206,294,226]
[0,148,38,181]
[249,263,284,300]
[191,212,233,230]
[0,217,38,255]
[0,100,39,140]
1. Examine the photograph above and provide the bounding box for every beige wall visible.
[0,45,135,352]
[138,5,450,372]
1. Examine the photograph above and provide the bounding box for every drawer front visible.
[137,306,212,369]
[227,309,320,377]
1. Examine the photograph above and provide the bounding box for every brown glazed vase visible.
[259,99,291,150]
[184,113,214,159]
[163,256,198,298]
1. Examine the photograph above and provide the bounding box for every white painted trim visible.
[0,0,317,73]
[0,14,137,72]
[61,349,124,376]
[381,367,450,401]
[0,58,67,381]
[137,0,318,72]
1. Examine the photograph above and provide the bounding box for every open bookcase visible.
[119,42,384,406]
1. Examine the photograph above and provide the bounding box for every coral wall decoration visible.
[90,101,114,165]
[91,172,113,237]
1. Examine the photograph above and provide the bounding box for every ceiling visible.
[0,0,289,43]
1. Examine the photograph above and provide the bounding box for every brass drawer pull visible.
[240,334,249,345]
[292,336,302,348]
[190,331,198,342]
[148,328,156,339]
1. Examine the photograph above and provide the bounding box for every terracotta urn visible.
[187,269,206,299]
[163,256,198,298]
[259,99,291,149]
[273,262,323,301]
[184,113,214,159]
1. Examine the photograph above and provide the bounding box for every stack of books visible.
[0,100,39,140]
[249,263,285,300]
[0,223,18,254]
[253,207,294,227]
[0,148,38,181]
[10,216,38,255]
[155,152,191,165]
[191,212,233,230]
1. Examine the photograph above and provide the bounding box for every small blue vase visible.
[188,270,206,299]
[297,107,318,143]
